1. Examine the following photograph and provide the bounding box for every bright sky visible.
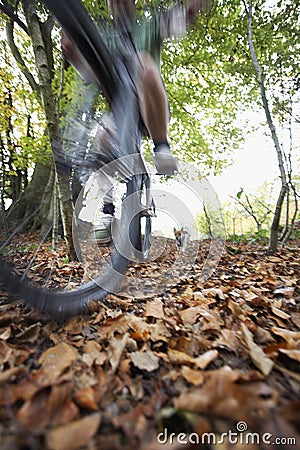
[209,109,296,203]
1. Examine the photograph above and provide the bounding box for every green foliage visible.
[0,0,299,228]
[0,32,50,204]
[227,228,269,244]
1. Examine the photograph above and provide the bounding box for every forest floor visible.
[0,233,299,450]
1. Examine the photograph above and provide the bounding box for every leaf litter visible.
[0,236,299,449]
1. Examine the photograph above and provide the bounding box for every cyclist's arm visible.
[61,31,98,84]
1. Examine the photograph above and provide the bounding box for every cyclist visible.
[61,0,212,239]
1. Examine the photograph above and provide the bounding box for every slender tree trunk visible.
[246,0,288,254]
[280,99,298,244]
[51,171,59,250]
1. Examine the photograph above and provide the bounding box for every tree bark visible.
[22,0,76,260]
[246,0,287,254]
[7,163,52,227]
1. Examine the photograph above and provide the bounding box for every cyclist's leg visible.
[137,52,178,175]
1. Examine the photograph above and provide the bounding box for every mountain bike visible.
[0,0,156,321]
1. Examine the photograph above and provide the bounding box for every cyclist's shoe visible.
[154,144,179,176]
[102,202,115,215]
[93,214,113,245]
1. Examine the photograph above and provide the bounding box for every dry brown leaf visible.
[98,314,129,337]
[108,333,129,372]
[179,306,223,328]
[192,291,206,302]
[168,348,218,370]
[0,365,26,386]
[213,329,240,352]
[46,413,101,450]
[202,287,225,299]
[194,350,219,369]
[130,350,159,372]
[48,383,79,426]
[127,314,149,335]
[291,312,300,328]
[279,348,300,363]
[0,341,32,367]
[228,299,245,318]
[242,323,274,376]
[74,387,98,411]
[274,286,295,297]
[0,327,12,340]
[17,389,51,431]
[181,366,205,386]
[145,298,164,319]
[38,342,78,383]
[148,321,171,342]
[173,365,275,423]
[63,317,84,335]
[112,404,148,438]
[168,348,197,366]
[15,323,41,343]
[271,306,290,320]
[271,327,300,347]
[82,341,106,367]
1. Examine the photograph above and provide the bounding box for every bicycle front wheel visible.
[0,169,145,322]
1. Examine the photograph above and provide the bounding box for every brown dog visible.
[174,227,190,251]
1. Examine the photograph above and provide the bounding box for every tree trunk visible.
[7,163,53,229]
[22,0,76,260]
[246,0,287,254]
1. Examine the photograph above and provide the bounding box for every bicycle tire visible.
[0,0,150,322]
[0,174,144,322]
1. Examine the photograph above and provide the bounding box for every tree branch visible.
[6,20,41,97]
[0,0,28,34]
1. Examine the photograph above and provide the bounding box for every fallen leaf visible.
[15,323,41,343]
[74,387,98,411]
[202,287,225,299]
[17,388,51,432]
[242,323,274,376]
[181,366,205,386]
[82,341,106,367]
[279,348,300,363]
[179,306,223,328]
[168,348,197,366]
[173,366,275,423]
[0,365,26,386]
[0,327,11,340]
[213,329,240,352]
[98,314,129,337]
[130,350,159,372]
[149,321,171,342]
[108,333,129,372]
[274,286,295,297]
[145,299,164,319]
[271,306,290,320]
[271,327,300,347]
[195,350,219,369]
[38,342,78,383]
[46,413,101,450]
